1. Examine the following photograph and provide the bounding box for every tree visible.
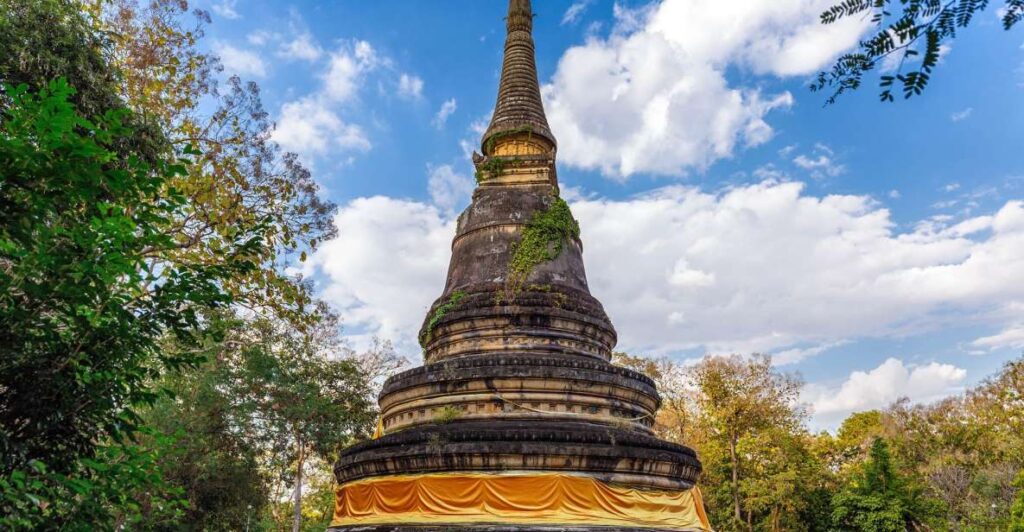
[1011,470,1024,532]
[0,79,247,528]
[218,308,376,531]
[815,0,1024,103]
[0,0,166,160]
[831,437,942,531]
[100,0,336,326]
[685,355,810,531]
[139,314,269,530]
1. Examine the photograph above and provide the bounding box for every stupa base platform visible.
[330,423,709,532]
[328,525,703,532]
[334,421,701,490]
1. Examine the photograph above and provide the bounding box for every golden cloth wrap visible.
[332,473,712,531]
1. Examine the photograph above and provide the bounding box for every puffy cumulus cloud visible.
[575,190,1024,356]
[213,41,266,77]
[304,198,456,349]
[427,164,474,213]
[543,0,867,177]
[271,41,383,164]
[322,41,379,103]
[805,358,967,427]
[305,182,1024,362]
[792,143,845,179]
[273,97,370,158]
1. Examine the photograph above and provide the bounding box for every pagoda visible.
[329,1,711,530]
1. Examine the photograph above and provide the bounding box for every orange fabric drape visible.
[332,473,713,531]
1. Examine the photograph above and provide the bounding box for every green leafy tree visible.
[815,0,1024,102]
[688,355,808,530]
[0,0,166,160]
[213,308,376,531]
[0,79,251,528]
[101,0,336,326]
[1011,470,1024,531]
[831,437,942,531]
[139,314,269,530]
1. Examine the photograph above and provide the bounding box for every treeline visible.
[0,1,402,530]
[616,353,1024,531]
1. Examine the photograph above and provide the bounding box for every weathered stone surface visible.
[335,421,701,491]
[481,0,556,152]
[420,287,616,363]
[378,353,660,433]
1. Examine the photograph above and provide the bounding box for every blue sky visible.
[199,0,1024,429]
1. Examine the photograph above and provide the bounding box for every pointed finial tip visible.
[507,0,533,32]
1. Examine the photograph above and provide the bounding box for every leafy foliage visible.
[814,0,1023,102]
[0,1,351,528]
[474,156,509,183]
[1012,470,1024,531]
[419,290,466,348]
[0,79,249,528]
[503,197,580,301]
[831,438,944,531]
[0,0,166,161]
[616,353,1024,531]
[218,308,375,530]
[101,0,337,326]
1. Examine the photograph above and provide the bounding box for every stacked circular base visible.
[335,420,701,489]
[329,350,707,531]
[330,420,704,532]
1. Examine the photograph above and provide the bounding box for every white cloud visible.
[398,74,425,100]
[889,190,902,199]
[213,42,266,78]
[278,32,323,62]
[247,30,276,46]
[306,180,1024,360]
[792,144,845,178]
[433,98,458,129]
[427,164,474,212]
[793,155,840,175]
[211,0,240,20]
[951,107,973,122]
[271,40,384,164]
[944,182,962,192]
[972,324,1024,350]
[562,0,593,25]
[544,0,868,177]
[772,341,848,366]
[322,41,379,102]
[305,198,456,348]
[806,358,967,427]
[273,97,371,158]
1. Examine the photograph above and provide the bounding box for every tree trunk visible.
[293,438,304,532]
[729,434,743,525]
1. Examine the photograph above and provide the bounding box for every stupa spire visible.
[481,0,556,153]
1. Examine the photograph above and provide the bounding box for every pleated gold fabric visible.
[332,473,713,531]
